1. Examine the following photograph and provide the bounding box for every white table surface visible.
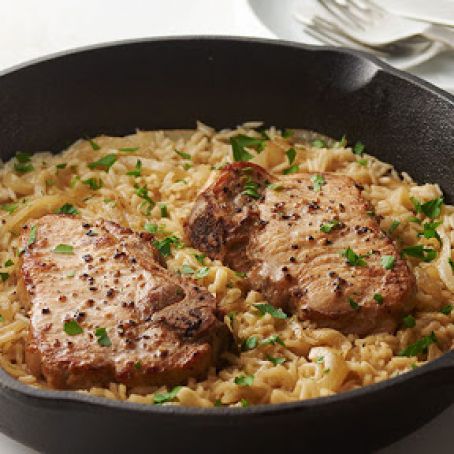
[0,1,452,452]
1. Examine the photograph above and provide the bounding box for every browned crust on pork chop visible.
[19,215,230,390]
[186,162,415,336]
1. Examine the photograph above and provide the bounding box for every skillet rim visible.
[0,35,453,417]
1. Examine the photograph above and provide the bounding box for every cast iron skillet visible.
[0,37,453,454]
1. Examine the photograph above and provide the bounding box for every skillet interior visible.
[0,37,453,454]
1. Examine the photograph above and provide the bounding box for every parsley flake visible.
[88,139,101,150]
[95,328,112,347]
[242,336,258,351]
[1,203,18,214]
[0,273,9,282]
[160,204,168,218]
[240,398,249,408]
[234,374,254,386]
[373,293,384,304]
[261,335,285,347]
[230,135,266,162]
[181,264,194,275]
[53,244,74,254]
[194,253,206,265]
[56,163,67,170]
[403,315,416,328]
[283,165,299,175]
[320,219,340,233]
[154,386,182,404]
[388,220,400,234]
[119,147,139,152]
[399,332,437,357]
[353,141,365,155]
[153,236,183,257]
[56,203,79,215]
[286,147,296,165]
[411,197,443,219]
[282,129,294,138]
[311,174,326,192]
[82,178,103,190]
[312,139,327,148]
[4,259,13,267]
[341,247,367,266]
[194,267,209,279]
[175,150,191,160]
[88,154,117,171]
[402,245,437,262]
[348,297,359,311]
[266,355,286,366]
[242,178,260,199]
[440,304,453,315]
[253,303,288,319]
[381,255,395,270]
[64,320,83,336]
[418,221,442,243]
[126,160,142,177]
[267,183,283,191]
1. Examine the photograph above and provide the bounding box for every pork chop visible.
[18,215,230,390]
[186,162,415,336]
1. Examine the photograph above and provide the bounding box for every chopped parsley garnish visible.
[253,303,288,319]
[28,225,38,247]
[134,361,142,370]
[1,203,18,214]
[0,315,3,322]
[240,398,249,408]
[282,129,294,138]
[373,293,384,304]
[242,178,260,199]
[82,178,103,190]
[311,174,326,192]
[242,336,258,351]
[144,223,158,234]
[194,253,206,265]
[381,255,395,270]
[315,356,325,364]
[336,135,347,148]
[403,315,416,328]
[0,273,9,282]
[95,328,112,347]
[160,204,168,218]
[88,154,117,171]
[418,221,442,243]
[348,297,359,311]
[64,320,83,336]
[126,160,142,177]
[357,159,368,166]
[261,335,285,347]
[320,219,340,233]
[266,355,286,366]
[286,147,296,165]
[119,147,139,152]
[235,271,247,278]
[135,186,155,214]
[88,139,101,150]
[230,135,266,162]
[153,386,182,404]
[53,244,74,254]
[56,203,79,215]
[341,247,367,266]
[175,149,191,160]
[56,163,67,169]
[183,163,192,170]
[153,236,183,257]
[402,245,437,262]
[312,139,327,148]
[181,265,194,275]
[4,259,13,267]
[407,216,421,224]
[194,267,209,279]
[399,332,437,357]
[449,258,454,271]
[388,220,400,234]
[267,183,283,191]
[440,304,453,315]
[411,197,443,219]
[283,165,299,175]
[234,374,254,387]
[13,152,34,174]
[353,141,365,155]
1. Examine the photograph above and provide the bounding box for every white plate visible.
[247,0,454,93]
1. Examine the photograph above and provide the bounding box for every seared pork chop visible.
[187,162,415,336]
[19,215,229,390]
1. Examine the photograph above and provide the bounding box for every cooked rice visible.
[0,121,453,408]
